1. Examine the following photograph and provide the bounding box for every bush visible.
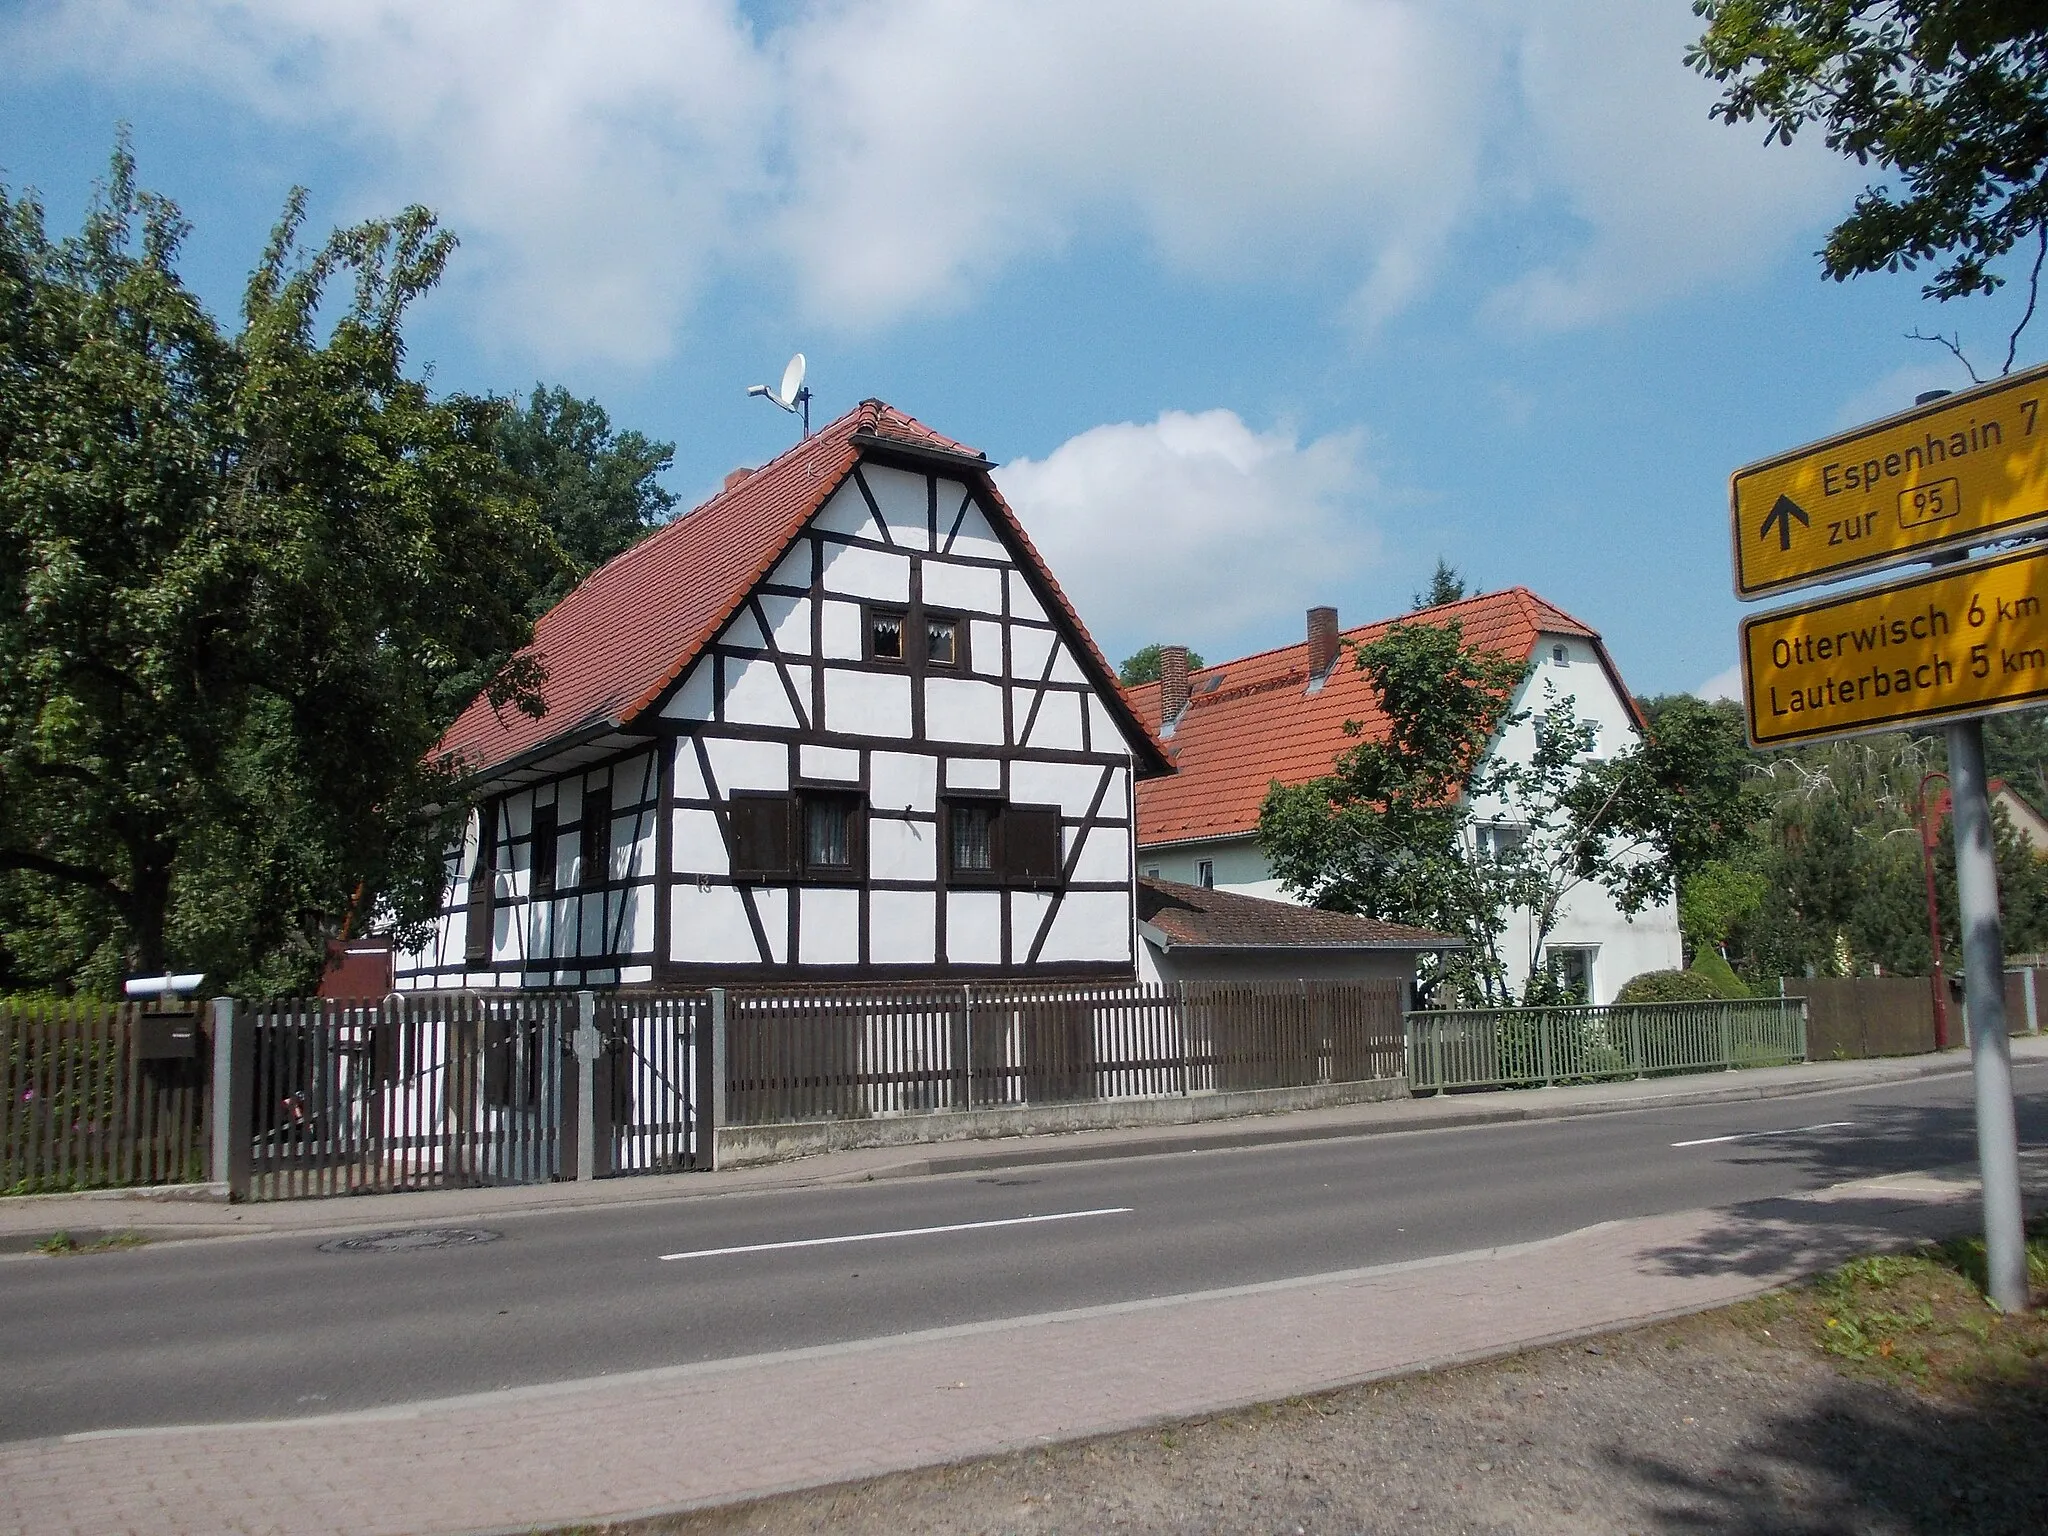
[1690,948,1750,999]
[1614,969,1724,1004]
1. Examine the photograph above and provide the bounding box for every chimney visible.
[1159,644,1190,732]
[723,466,755,493]
[1307,606,1339,679]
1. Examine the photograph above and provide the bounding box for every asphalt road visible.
[3,1063,2043,1443]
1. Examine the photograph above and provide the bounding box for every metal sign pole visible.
[1944,717,2031,1312]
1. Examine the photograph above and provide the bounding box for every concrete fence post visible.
[209,997,253,1200]
[702,988,728,1173]
[573,991,598,1183]
[2026,968,2040,1035]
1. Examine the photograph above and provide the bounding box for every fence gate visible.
[247,994,569,1201]
[595,994,707,1176]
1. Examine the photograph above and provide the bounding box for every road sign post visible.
[1735,391,2038,1313]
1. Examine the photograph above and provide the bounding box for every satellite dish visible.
[746,351,814,437]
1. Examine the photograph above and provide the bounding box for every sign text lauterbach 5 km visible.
[1731,359,2048,600]
[1741,545,2048,749]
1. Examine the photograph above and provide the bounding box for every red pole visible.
[1918,771,1952,1051]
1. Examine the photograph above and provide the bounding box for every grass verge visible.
[34,1228,149,1256]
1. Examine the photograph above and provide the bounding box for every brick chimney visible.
[1159,644,1190,732]
[723,466,755,493]
[1307,606,1339,679]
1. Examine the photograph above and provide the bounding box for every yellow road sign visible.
[1731,360,2048,599]
[1742,546,2048,748]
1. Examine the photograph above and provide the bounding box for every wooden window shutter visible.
[464,806,497,965]
[729,794,792,880]
[581,785,612,888]
[531,804,557,897]
[1004,807,1062,883]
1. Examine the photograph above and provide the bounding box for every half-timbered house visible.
[396,401,1171,990]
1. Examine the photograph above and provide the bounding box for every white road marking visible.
[658,1207,1134,1262]
[1671,1121,1856,1148]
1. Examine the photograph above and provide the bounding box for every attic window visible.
[927,615,959,667]
[1551,644,1569,664]
[870,609,905,661]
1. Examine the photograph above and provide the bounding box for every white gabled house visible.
[1121,590,1684,1005]
[398,400,1172,991]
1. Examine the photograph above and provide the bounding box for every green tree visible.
[1412,558,1468,610]
[1259,620,1732,1005]
[495,383,677,611]
[1689,1,2048,369]
[0,145,550,993]
[1118,643,1205,686]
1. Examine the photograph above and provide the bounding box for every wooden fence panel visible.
[1,999,210,1195]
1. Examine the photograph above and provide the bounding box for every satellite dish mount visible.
[747,353,812,437]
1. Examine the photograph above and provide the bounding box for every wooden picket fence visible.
[0,999,211,1195]
[722,979,1406,1125]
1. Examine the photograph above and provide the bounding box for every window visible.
[1474,822,1527,860]
[729,793,791,881]
[1545,947,1595,1004]
[580,785,612,888]
[1551,643,1569,665]
[869,608,905,661]
[464,807,497,965]
[866,604,967,668]
[726,791,865,881]
[945,800,1062,885]
[1195,859,1215,888]
[804,793,857,873]
[530,803,557,897]
[1142,865,1162,879]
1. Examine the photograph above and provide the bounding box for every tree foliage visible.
[1412,558,1468,610]
[1258,622,1753,1005]
[0,145,551,993]
[1118,642,1205,686]
[1689,1,2048,365]
[494,383,677,611]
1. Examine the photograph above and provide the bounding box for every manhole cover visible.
[319,1228,501,1254]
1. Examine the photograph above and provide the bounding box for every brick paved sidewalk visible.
[1,1162,2031,1536]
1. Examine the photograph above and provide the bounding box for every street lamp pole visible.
[1916,770,1952,1051]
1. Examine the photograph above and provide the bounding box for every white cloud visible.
[1833,360,1981,432]
[1481,0,1855,334]
[9,0,1869,361]
[1695,663,1743,702]
[995,409,1378,660]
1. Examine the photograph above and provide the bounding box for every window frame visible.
[864,605,909,664]
[1194,858,1215,889]
[862,601,970,670]
[796,786,866,883]
[530,802,558,898]
[579,783,613,889]
[943,796,1065,888]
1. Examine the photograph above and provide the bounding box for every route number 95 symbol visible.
[1899,477,1961,529]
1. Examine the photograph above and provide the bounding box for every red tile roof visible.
[1124,588,1645,847]
[436,400,1169,781]
[1138,877,1459,949]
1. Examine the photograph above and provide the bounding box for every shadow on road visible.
[1609,1372,2048,1535]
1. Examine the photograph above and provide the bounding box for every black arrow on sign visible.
[1760,493,1810,552]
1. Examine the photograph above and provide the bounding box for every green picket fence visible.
[1405,998,1808,1093]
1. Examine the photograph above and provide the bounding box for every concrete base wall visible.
[715,1077,1408,1169]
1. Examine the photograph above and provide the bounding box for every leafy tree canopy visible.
[1118,642,1205,686]
[0,143,552,994]
[1689,1,2048,366]
[494,383,677,612]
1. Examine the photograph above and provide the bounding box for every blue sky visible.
[5,0,2041,701]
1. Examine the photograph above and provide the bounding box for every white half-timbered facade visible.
[397,401,1171,990]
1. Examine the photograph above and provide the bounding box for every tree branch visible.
[2005,224,2048,377]
[0,848,125,902]
[1906,328,1984,385]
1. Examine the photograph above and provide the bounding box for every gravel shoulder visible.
[566,1241,2048,1536]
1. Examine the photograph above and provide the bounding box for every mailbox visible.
[135,1009,201,1061]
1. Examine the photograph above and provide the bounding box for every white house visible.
[397,400,1173,990]
[1122,590,1684,1005]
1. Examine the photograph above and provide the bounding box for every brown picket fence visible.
[0,999,211,1195]
[721,979,1405,1126]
